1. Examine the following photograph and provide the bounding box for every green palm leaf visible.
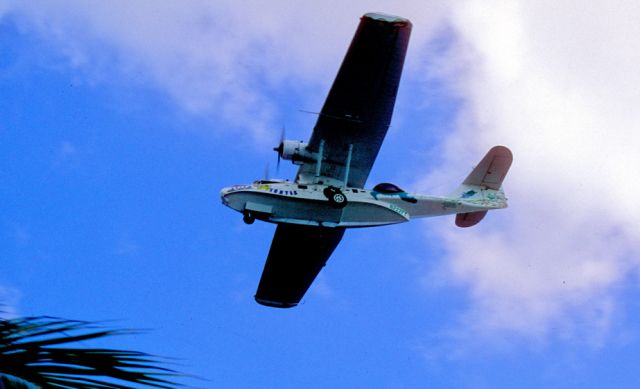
[0,316,181,388]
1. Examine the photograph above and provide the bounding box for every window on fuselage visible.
[373,182,405,193]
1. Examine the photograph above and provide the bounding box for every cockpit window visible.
[373,182,405,193]
[253,179,287,185]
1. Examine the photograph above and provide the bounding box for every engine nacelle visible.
[278,140,316,165]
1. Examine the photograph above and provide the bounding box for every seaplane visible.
[220,12,512,308]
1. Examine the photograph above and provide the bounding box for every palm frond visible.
[0,316,181,388]
[1,373,35,388]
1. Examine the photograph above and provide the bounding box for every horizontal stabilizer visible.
[455,211,487,227]
[463,146,512,190]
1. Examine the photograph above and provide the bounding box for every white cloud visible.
[421,0,640,347]
[4,0,639,348]
[1,0,447,144]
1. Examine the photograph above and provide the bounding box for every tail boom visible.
[378,146,511,224]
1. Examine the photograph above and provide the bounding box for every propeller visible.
[272,126,286,173]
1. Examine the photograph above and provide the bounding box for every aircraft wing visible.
[296,13,412,188]
[256,13,411,308]
[255,224,345,308]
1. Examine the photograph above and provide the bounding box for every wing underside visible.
[255,224,345,308]
[296,13,412,187]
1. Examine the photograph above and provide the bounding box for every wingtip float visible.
[220,13,512,308]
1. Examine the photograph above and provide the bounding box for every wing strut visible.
[314,139,325,181]
[342,144,353,187]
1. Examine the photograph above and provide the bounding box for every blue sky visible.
[3,1,640,388]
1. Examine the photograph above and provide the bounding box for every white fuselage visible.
[220,180,502,228]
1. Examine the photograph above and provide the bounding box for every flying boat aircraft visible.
[220,12,512,308]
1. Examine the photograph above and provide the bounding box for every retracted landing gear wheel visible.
[331,192,346,207]
[324,186,348,209]
[243,211,255,225]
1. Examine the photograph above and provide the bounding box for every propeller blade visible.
[275,125,286,174]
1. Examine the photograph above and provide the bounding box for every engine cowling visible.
[275,140,316,165]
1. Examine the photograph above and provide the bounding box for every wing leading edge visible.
[296,12,412,187]
[255,224,345,308]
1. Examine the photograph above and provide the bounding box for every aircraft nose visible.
[220,187,232,204]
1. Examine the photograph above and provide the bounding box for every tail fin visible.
[462,145,513,190]
[454,146,513,228]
